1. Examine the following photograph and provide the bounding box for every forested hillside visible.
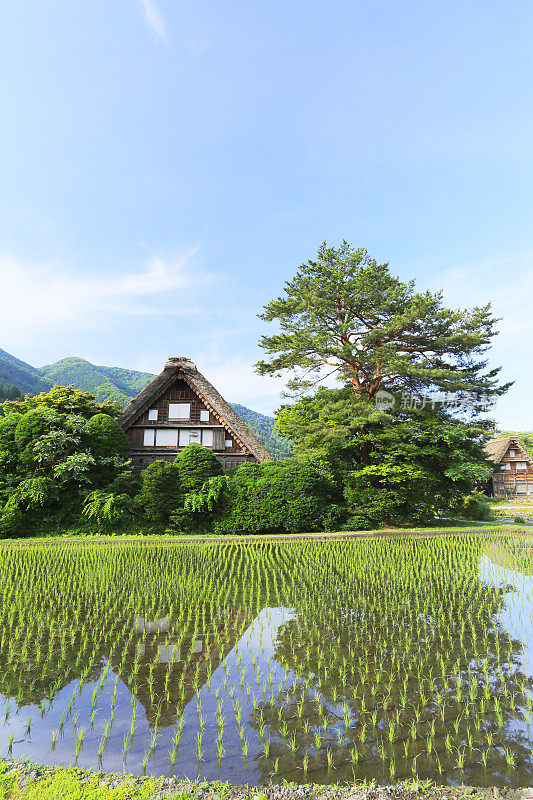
[231,404,292,458]
[0,349,51,395]
[39,357,154,407]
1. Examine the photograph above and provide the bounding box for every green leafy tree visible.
[0,507,24,538]
[86,414,129,459]
[184,460,345,535]
[6,477,58,511]
[342,410,493,524]
[0,387,132,533]
[82,490,133,527]
[14,409,56,452]
[174,442,222,493]
[137,461,180,524]
[261,242,508,524]
[0,415,21,479]
[277,386,494,525]
[53,452,97,487]
[2,385,121,419]
[256,241,509,406]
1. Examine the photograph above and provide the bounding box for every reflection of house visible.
[109,607,258,728]
[484,436,533,497]
[117,356,272,474]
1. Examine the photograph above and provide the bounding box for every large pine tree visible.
[257,242,509,524]
[256,241,508,406]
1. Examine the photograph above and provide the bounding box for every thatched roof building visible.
[483,435,533,497]
[118,357,272,473]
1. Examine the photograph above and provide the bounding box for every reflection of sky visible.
[0,605,299,784]
[238,607,296,662]
[478,553,533,681]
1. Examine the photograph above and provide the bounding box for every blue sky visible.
[0,1,532,426]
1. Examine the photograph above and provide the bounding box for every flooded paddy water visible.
[0,534,531,787]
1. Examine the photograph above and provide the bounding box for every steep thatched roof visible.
[483,436,533,465]
[117,357,272,462]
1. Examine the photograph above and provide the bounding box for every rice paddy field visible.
[0,534,531,788]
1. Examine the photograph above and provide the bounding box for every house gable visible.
[484,435,533,496]
[118,357,272,473]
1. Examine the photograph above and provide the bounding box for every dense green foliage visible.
[136,461,181,525]
[86,414,130,459]
[174,442,222,492]
[184,459,345,534]
[2,384,122,419]
[231,403,292,458]
[276,386,494,525]
[0,388,131,536]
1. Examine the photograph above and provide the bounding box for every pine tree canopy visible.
[256,241,510,404]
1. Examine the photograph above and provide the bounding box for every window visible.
[202,429,213,447]
[148,409,158,421]
[510,450,515,457]
[225,440,232,448]
[179,429,201,446]
[168,403,190,419]
[143,429,155,446]
[155,429,179,447]
[200,410,209,422]
[502,463,511,470]
[516,462,527,470]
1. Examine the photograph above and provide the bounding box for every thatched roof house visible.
[118,357,272,474]
[483,435,533,497]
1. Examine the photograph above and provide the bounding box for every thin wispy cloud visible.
[0,248,202,338]
[138,0,167,42]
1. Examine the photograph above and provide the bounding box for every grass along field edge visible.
[0,758,531,800]
[0,525,530,547]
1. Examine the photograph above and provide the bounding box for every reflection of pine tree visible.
[250,536,533,786]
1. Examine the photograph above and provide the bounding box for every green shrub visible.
[0,415,21,475]
[174,443,222,493]
[86,414,129,459]
[0,506,25,538]
[14,409,55,452]
[514,515,526,525]
[82,491,134,527]
[461,493,493,521]
[0,414,20,451]
[137,461,180,524]
[341,512,375,531]
[110,471,140,498]
[200,460,346,535]
[6,477,58,511]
